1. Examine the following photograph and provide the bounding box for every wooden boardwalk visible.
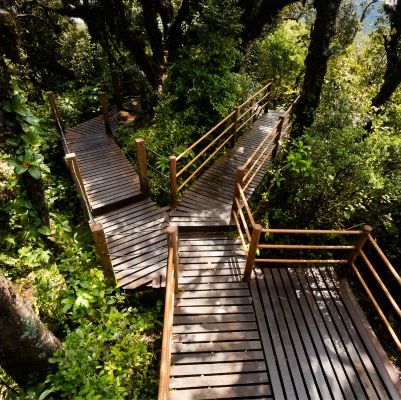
[64,114,169,289]
[59,102,401,400]
[170,111,284,228]
[64,114,142,213]
[251,266,400,399]
[169,232,272,399]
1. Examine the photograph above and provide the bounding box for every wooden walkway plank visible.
[169,232,271,399]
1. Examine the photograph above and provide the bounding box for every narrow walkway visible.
[170,111,284,228]
[64,114,169,289]
[170,232,272,399]
[64,114,142,213]
[65,110,284,289]
[64,109,401,399]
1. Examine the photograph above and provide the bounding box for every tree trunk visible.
[0,275,61,386]
[292,0,342,136]
[371,0,401,108]
[372,60,401,108]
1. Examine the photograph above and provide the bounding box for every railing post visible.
[272,116,285,158]
[65,153,91,219]
[99,91,112,135]
[90,222,116,286]
[166,225,180,291]
[348,225,373,264]
[231,106,240,147]
[263,85,271,114]
[243,224,262,282]
[231,165,245,216]
[135,138,150,196]
[169,156,177,209]
[111,70,123,110]
[46,91,64,134]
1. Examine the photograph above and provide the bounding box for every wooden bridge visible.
[47,83,401,399]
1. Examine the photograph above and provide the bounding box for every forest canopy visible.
[1,0,401,398]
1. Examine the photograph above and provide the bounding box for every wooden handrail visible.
[262,228,363,234]
[237,184,255,227]
[258,244,355,250]
[176,122,234,178]
[176,110,235,161]
[359,249,401,319]
[255,258,349,264]
[158,225,180,400]
[237,82,272,110]
[169,83,273,206]
[65,153,93,222]
[351,261,401,351]
[368,235,401,287]
[177,133,233,192]
[243,118,281,170]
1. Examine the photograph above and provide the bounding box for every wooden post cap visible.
[65,152,76,159]
[166,225,177,235]
[362,225,373,233]
[135,138,144,144]
[253,224,263,232]
[90,222,103,233]
[169,155,177,162]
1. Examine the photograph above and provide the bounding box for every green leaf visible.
[15,164,28,175]
[38,388,57,400]
[38,226,51,235]
[28,166,41,179]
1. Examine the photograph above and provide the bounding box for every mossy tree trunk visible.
[292,0,342,136]
[371,0,401,108]
[0,275,61,386]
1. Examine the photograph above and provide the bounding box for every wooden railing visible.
[351,234,401,351]
[158,225,180,400]
[241,99,297,191]
[168,82,272,207]
[231,175,401,350]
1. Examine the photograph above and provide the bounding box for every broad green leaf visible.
[38,226,51,235]
[28,166,41,179]
[15,164,28,175]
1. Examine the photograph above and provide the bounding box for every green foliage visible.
[32,307,159,400]
[244,21,307,106]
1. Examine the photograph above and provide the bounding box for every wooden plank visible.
[171,350,264,364]
[173,313,255,325]
[274,268,333,399]
[172,340,262,353]
[168,384,272,399]
[171,361,266,376]
[250,277,286,399]
[170,372,269,389]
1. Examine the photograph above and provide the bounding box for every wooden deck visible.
[61,107,401,400]
[170,232,272,399]
[64,114,142,213]
[252,266,401,399]
[170,111,284,228]
[64,114,169,289]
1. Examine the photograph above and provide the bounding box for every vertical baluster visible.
[90,223,116,286]
[272,116,285,158]
[243,224,262,281]
[135,138,150,196]
[99,91,112,135]
[111,70,123,110]
[349,225,372,264]
[169,156,178,209]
